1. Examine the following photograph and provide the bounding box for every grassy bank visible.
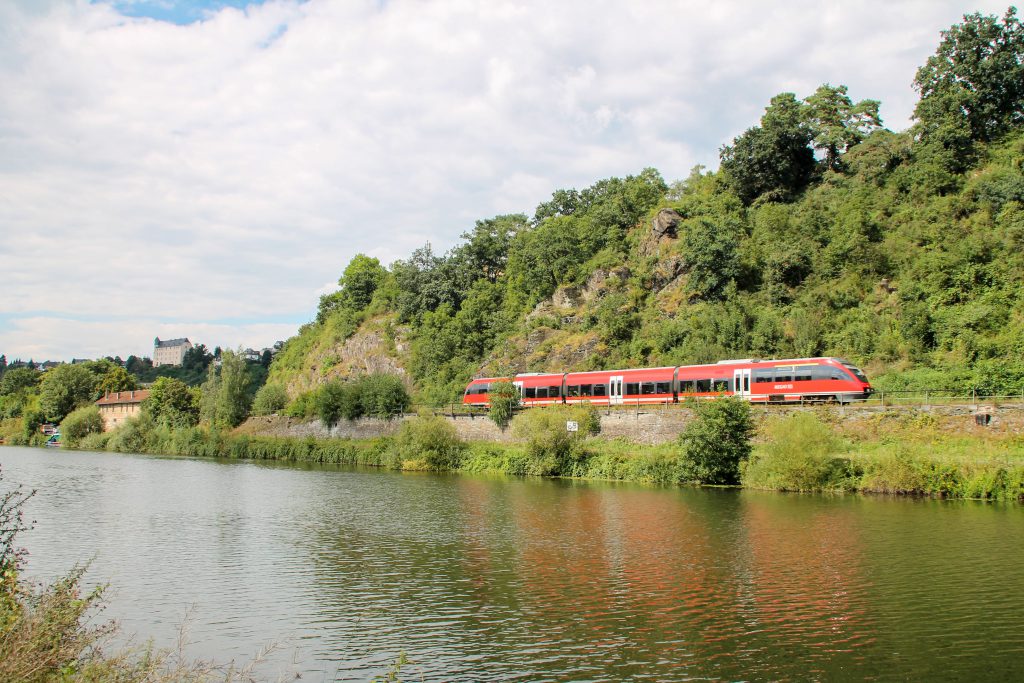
[54,405,1024,502]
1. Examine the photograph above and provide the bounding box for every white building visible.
[153,337,192,367]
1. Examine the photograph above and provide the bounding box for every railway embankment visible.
[238,401,1024,445]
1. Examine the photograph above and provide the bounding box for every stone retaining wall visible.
[241,402,1024,445]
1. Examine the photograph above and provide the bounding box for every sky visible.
[0,0,1013,362]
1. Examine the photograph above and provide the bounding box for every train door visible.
[513,381,524,401]
[609,376,624,405]
[733,369,751,399]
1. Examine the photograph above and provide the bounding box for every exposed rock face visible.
[287,323,411,397]
[641,208,683,257]
[652,208,682,238]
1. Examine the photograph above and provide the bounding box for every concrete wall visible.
[241,402,1024,445]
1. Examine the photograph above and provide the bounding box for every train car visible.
[462,357,871,408]
[462,376,509,408]
[563,367,677,406]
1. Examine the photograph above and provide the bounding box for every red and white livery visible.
[463,357,872,408]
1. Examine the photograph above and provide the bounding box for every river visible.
[2,445,1022,681]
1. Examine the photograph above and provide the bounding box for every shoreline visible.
[13,405,1022,502]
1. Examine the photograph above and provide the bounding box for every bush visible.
[679,398,753,485]
[59,405,104,448]
[390,416,466,470]
[358,373,411,419]
[743,412,856,491]
[314,380,359,425]
[251,383,288,416]
[285,390,317,418]
[106,414,157,454]
[511,405,600,477]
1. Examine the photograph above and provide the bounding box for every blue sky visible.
[0,0,1012,362]
[105,1,273,25]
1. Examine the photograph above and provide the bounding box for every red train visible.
[463,357,872,407]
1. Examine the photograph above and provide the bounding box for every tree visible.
[450,214,526,284]
[0,368,39,397]
[0,354,6,376]
[914,8,1024,144]
[39,364,97,423]
[251,383,288,416]
[98,366,137,395]
[720,93,816,204]
[679,398,754,485]
[682,216,742,300]
[803,84,882,171]
[200,349,251,427]
[144,377,199,428]
[488,381,519,430]
[60,406,104,447]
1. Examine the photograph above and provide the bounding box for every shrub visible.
[679,398,753,485]
[106,414,157,454]
[358,373,411,419]
[390,416,466,470]
[488,381,519,430]
[251,383,288,416]
[285,390,317,418]
[511,405,599,477]
[59,405,104,448]
[743,411,856,491]
[315,380,360,425]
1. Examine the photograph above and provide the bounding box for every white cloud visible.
[0,0,1010,360]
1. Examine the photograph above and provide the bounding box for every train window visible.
[794,367,814,381]
[567,385,580,397]
[656,382,671,394]
[548,386,561,397]
[538,387,550,398]
[711,379,729,392]
[696,379,711,392]
[641,382,656,395]
[593,384,607,396]
[580,384,593,396]
[625,382,640,395]
[775,368,793,382]
[830,371,846,381]
[524,387,536,398]
[680,380,695,393]
[754,369,774,383]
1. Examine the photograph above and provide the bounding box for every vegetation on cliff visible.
[265,8,1024,410]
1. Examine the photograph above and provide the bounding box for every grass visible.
[56,408,1024,502]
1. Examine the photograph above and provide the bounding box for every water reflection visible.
[2,447,1023,681]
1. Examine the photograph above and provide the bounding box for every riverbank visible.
[39,405,1023,502]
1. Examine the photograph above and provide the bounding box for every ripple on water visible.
[2,448,1024,681]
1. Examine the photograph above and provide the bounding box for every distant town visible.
[1,336,285,376]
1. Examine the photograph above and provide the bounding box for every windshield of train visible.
[837,359,869,383]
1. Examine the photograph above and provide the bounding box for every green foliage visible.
[251,383,288,416]
[144,377,199,428]
[389,416,467,470]
[98,366,137,394]
[0,368,39,397]
[511,405,600,477]
[38,364,97,423]
[743,412,857,491]
[314,374,411,425]
[59,405,104,448]
[200,349,251,428]
[803,83,882,171]
[914,8,1024,145]
[488,381,519,430]
[720,92,816,204]
[679,398,753,485]
[318,254,388,322]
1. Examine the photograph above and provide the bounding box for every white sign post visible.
[566,420,579,433]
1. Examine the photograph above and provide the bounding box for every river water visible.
[1,446,1022,681]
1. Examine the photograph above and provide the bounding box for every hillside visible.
[266,9,1024,409]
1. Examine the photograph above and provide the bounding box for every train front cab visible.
[735,358,872,403]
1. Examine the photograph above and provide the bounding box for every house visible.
[243,348,262,362]
[95,390,150,431]
[153,337,192,367]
